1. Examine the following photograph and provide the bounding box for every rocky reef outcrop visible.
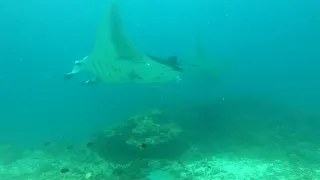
[89,109,188,163]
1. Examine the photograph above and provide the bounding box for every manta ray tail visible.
[167,56,198,67]
[167,56,178,65]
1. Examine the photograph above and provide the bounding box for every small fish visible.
[60,168,70,173]
[43,142,51,147]
[139,142,147,149]
[86,142,94,147]
[66,145,74,150]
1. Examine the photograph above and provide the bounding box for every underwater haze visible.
[1,0,319,144]
[0,0,320,178]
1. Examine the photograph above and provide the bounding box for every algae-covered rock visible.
[89,109,188,163]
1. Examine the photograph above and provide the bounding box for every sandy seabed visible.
[1,145,319,180]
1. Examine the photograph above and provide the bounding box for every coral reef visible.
[2,95,320,179]
[89,109,188,164]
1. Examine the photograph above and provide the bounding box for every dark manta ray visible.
[146,54,198,72]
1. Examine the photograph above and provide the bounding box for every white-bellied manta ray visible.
[64,0,182,85]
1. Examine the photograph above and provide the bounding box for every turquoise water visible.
[0,0,319,179]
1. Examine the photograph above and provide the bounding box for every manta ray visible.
[64,0,181,85]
